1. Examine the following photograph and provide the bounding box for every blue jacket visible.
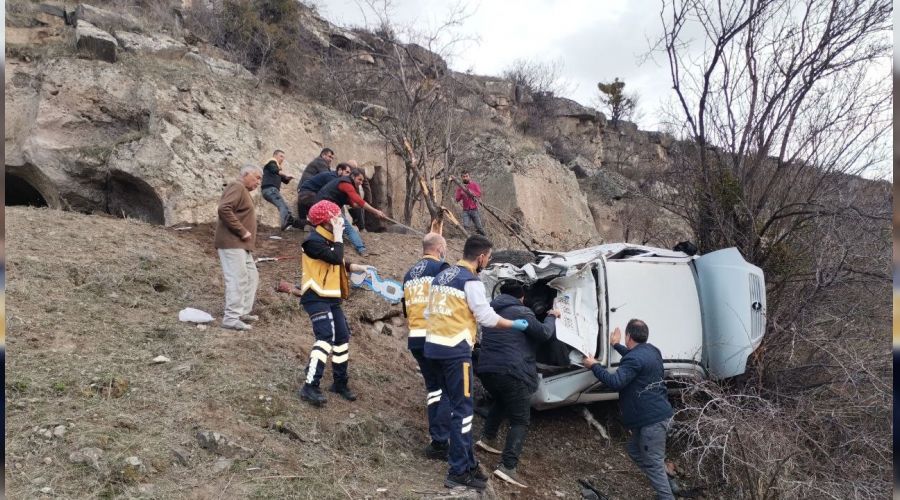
[299,171,337,194]
[475,294,555,393]
[590,342,673,430]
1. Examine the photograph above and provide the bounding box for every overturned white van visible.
[481,243,766,410]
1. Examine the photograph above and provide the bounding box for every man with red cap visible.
[298,200,371,406]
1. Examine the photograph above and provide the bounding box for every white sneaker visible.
[222,320,252,331]
[475,439,502,455]
[240,314,259,323]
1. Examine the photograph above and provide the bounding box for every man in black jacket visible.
[474,281,558,489]
[299,148,335,185]
[583,319,675,500]
[260,149,296,231]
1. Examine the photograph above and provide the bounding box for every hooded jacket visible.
[475,293,555,392]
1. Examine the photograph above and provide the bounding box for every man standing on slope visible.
[425,234,530,491]
[260,149,297,231]
[297,200,371,407]
[402,233,451,460]
[453,171,486,236]
[583,320,676,500]
[215,165,262,331]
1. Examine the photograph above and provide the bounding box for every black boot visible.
[424,440,449,460]
[299,383,327,406]
[329,382,357,401]
[444,471,487,490]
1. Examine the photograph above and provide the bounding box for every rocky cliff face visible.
[5,1,678,246]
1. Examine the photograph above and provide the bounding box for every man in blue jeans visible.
[583,320,676,500]
[260,149,296,231]
[315,169,385,257]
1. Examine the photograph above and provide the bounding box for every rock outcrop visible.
[5,2,682,244]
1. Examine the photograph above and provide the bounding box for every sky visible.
[314,0,892,180]
[313,0,674,129]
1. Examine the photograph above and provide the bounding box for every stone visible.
[352,52,376,64]
[74,4,141,32]
[120,456,145,482]
[52,425,67,438]
[69,447,103,471]
[43,457,53,465]
[75,20,117,63]
[113,31,188,59]
[484,79,513,98]
[212,457,233,474]
[350,101,390,121]
[196,431,255,459]
[151,355,171,364]
[40,487,52,494]
[171,447,190,466]
[38,4,67,19]
[183,53,254,80]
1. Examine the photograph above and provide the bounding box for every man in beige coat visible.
[215,165,262,331]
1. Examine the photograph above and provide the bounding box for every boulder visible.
[74,4,141,32]
[75,20,117,63]
[113,31,188,59]
[484,79,513,98]
[183,52,254,80]
[566,155,598,179]
[37,4,67,19]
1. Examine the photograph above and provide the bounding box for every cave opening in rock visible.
[105,171,165,225]
[6,173,48,207]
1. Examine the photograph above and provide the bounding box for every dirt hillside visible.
[6,207,673,499]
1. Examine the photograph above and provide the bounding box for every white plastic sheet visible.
[178,307,214,323]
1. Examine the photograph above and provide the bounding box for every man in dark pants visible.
[297,163,351,228]
[297,200,371,406]
[402,233,451,460]
[583,320,675,500]
[425,235,530,491]
[260,149,296,230]
[299,147,335,184]
[474,281,559,488]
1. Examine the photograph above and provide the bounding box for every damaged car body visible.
[481,243,767,410]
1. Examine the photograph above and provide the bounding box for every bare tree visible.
[501,58,566,95]
[323,1,477,229]
[655,0,891,296]
[653,1,892,497]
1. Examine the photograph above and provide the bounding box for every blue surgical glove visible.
[511,319,529,331]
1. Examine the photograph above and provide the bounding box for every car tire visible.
[490,249,536,268]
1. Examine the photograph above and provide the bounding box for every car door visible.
[693,248,767,379]
[547,261,605,364]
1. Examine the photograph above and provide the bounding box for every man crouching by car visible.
[583,319,676,500]
[474,281,559,489]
